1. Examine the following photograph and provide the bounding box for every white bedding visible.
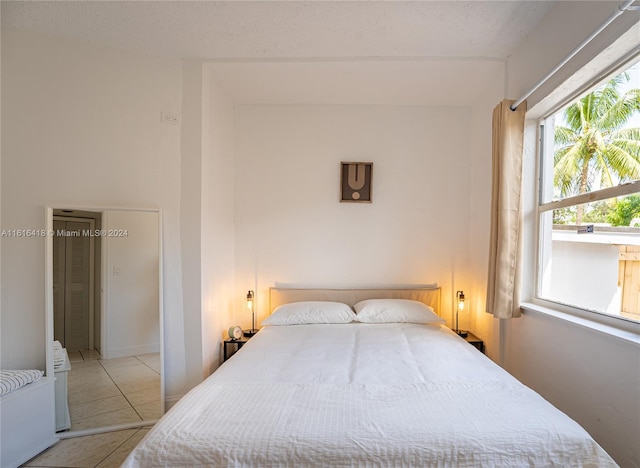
[0,369,44,397]
[124,323,617,467]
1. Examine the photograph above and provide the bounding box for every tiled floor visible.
[23,428,150,468]
[64,350,162,431]
[22,350,161,467]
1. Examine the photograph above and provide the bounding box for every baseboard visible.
[101,343,160,359]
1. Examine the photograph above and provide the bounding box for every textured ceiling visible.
[2,1,555,60]
[1,1,558,104]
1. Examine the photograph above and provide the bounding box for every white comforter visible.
[123,323,617,467]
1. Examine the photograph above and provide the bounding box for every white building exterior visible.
[543,227,640,317]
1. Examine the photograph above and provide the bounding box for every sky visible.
[626,62,640,127]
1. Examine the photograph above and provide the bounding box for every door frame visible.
[44,205,165,436]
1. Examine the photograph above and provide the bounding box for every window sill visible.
[520,301,640,346]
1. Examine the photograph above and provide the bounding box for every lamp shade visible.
[244,290,258,337]
[246,290,254,310]
[455,290,467,337]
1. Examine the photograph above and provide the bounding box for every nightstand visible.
[223,338,249,361]
[463,332,484,354]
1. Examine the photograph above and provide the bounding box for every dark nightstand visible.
[463,332,485,354]
[223,338,249,361]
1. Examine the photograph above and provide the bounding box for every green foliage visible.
[553,207,575,224]
[582,200,614,224]
[607,195,640,226]
[552,200,613,225]
[553,71,640,224]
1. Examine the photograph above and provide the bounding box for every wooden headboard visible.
[269,286,441,315]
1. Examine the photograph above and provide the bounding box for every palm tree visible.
[554,72,640,224]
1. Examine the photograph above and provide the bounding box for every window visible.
[537,59,640,323]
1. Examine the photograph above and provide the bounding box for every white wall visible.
[467,68,506,361]
[201,73,236,374]
[506,1,640,110]
[103,210,160,359]
[0,29,188,398]
[179,63,237,385]
[499,3,640,465]
[545,240,620,314]
[179,61,205,390]
[234,104,472,326]
[0,12,3,385]
[503,310,639,467]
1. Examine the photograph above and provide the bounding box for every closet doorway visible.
[52,210,101,354]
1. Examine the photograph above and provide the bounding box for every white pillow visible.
[262,301,356,325]
[354,299,445,324]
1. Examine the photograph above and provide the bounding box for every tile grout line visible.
[97,360,145,423]
[91,428,144,468]
[68,360,127,428]
[134,355,161,376]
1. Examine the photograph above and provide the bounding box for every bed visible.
[123,286,616,467]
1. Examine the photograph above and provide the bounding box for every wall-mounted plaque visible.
[340,162,373,203]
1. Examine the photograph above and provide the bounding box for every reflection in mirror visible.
[47,208,162,436]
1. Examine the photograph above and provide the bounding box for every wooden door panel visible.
[63,221,91,352]
[52,220,66,345]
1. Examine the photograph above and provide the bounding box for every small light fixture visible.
[243,290,258,337]
[455,290,468,337]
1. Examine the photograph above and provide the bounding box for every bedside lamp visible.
[243,290,258,337]
[455,290,468,337]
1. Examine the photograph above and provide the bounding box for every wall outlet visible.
[161,111,180,125]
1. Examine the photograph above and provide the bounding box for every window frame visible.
[527,53,640,333]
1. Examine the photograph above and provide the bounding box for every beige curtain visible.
[486,99,527,319]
